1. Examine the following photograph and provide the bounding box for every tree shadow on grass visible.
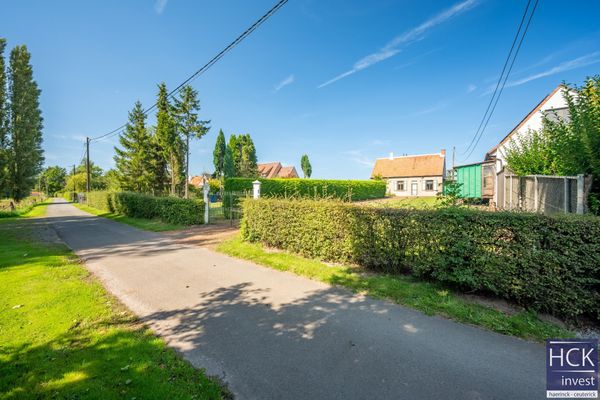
[0,318,227,400]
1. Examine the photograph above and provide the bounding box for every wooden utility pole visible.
[452,146,456,170]
[86,137,91,192]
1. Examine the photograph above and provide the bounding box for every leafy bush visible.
[84,191,204,225]
[224,178,386,201]
[241,198,600,322]
[0,196,44,218]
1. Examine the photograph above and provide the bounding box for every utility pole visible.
[86,137,91,192]
[185,135,190,199]
[452,146,456,170]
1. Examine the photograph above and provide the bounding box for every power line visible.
[89,0,288,143]
[461,0,539,161]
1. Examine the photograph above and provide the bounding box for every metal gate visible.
[206,190,248,225]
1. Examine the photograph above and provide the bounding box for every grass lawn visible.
[0,211,228,399]
[73,203,185,232]
[217,235,572,342]
[0,200,49,219]
[361,196,441,209]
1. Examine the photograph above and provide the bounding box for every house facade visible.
[257,162,299,179]
[371,150,446,197]
[484,84,570,205]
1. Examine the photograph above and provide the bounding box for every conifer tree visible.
[155,83,182,196]
[213,129,226,178]
[114,101,153,192]
[7,45,44,200]
[301,154,312,178]
[223,146,235,178]
[0,39,8,195]
[174,85,209,198]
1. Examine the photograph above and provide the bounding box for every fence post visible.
[252,180,261,200]
[534,175,538,213]
[576,174,584,214]
[563,177,568,213]
[509,176,513,210]
[203,181,209,224]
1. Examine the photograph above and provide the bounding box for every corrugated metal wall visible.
[456,164,482,198]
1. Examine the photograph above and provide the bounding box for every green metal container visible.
[455,163,482,198]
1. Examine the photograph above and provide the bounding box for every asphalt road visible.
[45,199,547,400]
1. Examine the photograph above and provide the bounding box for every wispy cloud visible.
[343,150,375,168]
[504,52,600,89]
[317,0,478,88]
[467,84,477,93]
[274,74,295,92]
[71,135,86,142]
[154,0,168,15]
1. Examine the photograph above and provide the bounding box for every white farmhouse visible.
[485,84,570,169]
[371,150,446,197]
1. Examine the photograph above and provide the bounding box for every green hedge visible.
[85,191,204,225]
[241,198,600,322]
[224,178,386,201]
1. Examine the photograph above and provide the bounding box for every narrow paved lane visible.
[45,199,546,400]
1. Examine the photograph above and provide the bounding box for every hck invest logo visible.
[547,339,598,399]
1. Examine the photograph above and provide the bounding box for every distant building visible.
[371,150,446,197]
[257,162,299,179]
[188,174,212,188]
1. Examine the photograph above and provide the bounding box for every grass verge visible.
[0,201,49,219]
[0,216,228,399]
[73,203,185,232]
[217,235,572,342]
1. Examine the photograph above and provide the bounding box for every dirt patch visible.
[165,221,239,249]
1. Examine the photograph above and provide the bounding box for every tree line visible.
[0,38,44,201]
[113,83,209,198]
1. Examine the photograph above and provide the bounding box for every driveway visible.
[45,199,547,400]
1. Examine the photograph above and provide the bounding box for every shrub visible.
[241,198,600,322]
[84,191,204,225]
[224,178,386,201]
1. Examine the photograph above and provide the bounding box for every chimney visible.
[440,149,446,157]
[389,152,394,160]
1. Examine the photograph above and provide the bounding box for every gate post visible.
[253,180,261,199]
[203,181,210,224]
[576,174,584,214]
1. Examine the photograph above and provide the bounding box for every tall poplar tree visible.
[114,101,153,192]
[301,154,312,178]
[7,45,44,200]
[155,83,181,196]
[174,85,209,198]
[213,129,226,178]
[0,39,8,195]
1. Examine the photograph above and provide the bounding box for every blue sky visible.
[3,0,599,178]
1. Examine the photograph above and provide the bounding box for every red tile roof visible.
[371,152,445,178]
[257,162,299,178]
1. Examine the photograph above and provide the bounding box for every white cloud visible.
[318,0,478,88]
[467,84,477,93]
[71,135,86,142]
[504,52,600,89]
[274,74,295,92]
[154,0,168,15]
[343,150,375,168]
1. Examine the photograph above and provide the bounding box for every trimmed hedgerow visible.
[241,198,600,322]
[84,191,204,225]
[224,178,386,201]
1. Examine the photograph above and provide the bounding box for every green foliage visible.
[213,129,226,178]
[227,134,257,177]
[85,191,204,225]
[438,179,463,207]
[155,83,183,196]
[241,198,600,322]
[38,165,66,195]
[223,145,235,178]
[174,85,210,199]
[0,195,45,218]
[300,154,312,178]
[4,44,44,200]
[505,78,600,209]
[114,102,155,193]
[224,178,386,201]
[0,39,8,196]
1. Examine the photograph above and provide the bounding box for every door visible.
[411,182,418,196]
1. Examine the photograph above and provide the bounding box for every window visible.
[425,180,434,191]
[396,180,405,191]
